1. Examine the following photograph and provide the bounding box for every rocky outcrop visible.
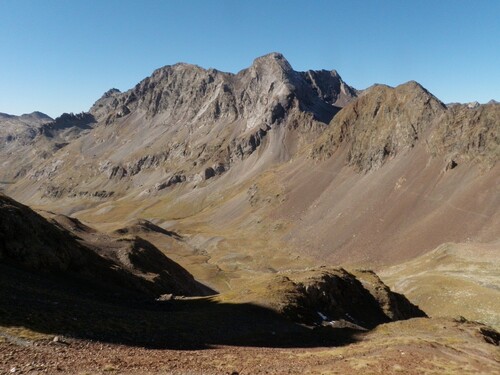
[351,269,425,321]
[67,190,115,199]
[428,102,500,167]
[312,82,446,170]
[312,81,499,171]
[235,267,426,330]
[106,152,170,180]
[113,219,183,240]
[301,69,358,108]
[155,174,186,190]
[282,268,426,328]
[89,88,122,123]
[40,112,96,137]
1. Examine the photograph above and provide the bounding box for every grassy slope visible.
[381,242,500,330]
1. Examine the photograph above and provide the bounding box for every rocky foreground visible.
[1,318,499,374]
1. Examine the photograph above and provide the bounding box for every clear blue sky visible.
[1,0,499,118]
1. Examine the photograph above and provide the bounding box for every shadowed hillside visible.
[0,193,214,297]
[1,193,428,348]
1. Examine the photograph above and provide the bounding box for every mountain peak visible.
[0,112,15,119]
[23,111,53,121]
[396,80,428,93]
[89,52,357,127]
[103,88,121,98]
[250,52,293,73]
[0,111,52,121]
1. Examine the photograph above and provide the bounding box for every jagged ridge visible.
[312,81,499,171]
[8,53,357,200]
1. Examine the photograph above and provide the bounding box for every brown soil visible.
[1,318,498,374]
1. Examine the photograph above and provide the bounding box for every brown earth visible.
[1,318,499,374]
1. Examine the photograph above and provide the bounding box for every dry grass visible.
[381,242,500,330]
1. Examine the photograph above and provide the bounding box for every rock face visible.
[39,112,95,138]
[311,82,499,171]
[428,101,500,167]
[4,53,357,200]
[291,268,427,327]
[311,82,446,170]
[90,53,355,125]
[281,267,427,328]
[0,193,214,297]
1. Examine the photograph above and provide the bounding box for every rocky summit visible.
[1,53,499,374]
[3,53,358,203]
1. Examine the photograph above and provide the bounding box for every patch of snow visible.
[317,311,328,321]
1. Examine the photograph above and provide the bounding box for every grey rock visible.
[3,52,359,199]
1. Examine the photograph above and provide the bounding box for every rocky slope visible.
[0,193,213,297]
[6,53,357,203]
[0,111,95,183]
[5,317,499,374]
[312,82,499,170]
[312,82,446,169]
[276,84,499,266]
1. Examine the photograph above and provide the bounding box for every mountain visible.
[1,52,499,330]
[0,112,52,182]
[0,111,96,183]
[312,81,498,168]
[1,53,500,374]
[0,111,53,123]
[280,81,499,265]
[0,111,53,148]
[5,53,357,203]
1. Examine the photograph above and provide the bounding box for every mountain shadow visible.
[0,264,361,350]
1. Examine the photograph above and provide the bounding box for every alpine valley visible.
[1,53,499,374]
